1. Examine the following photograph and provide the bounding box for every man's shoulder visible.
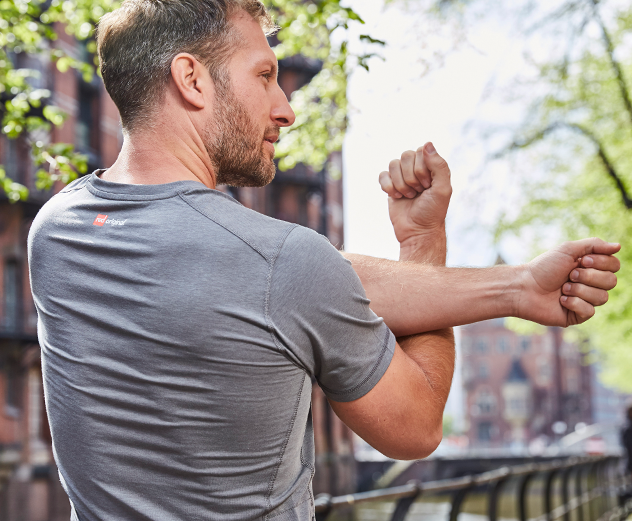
[29,176,92,239]
[274,224,348,276]
[180,187,308,263]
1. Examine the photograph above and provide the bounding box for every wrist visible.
[503,264,529,319]
[399,224,446,264]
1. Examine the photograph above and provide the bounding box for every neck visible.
[102,119,217,188]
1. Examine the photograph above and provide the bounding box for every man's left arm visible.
[336,144,456,445]
[385,144,455,424]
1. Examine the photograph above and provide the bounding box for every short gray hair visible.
[96,0,276,131]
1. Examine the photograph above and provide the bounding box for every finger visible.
[422,142,452,198]
[562,282,609,307]
[569,268,617,290]
[561,237,621,259]
[389,159,416,199]
[400,150,423,192]
[379,170,403,199]
[581,254,621,273]
[560,295,595,322]
[413,147,432,190]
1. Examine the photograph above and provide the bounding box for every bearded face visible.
[204,75,279,188]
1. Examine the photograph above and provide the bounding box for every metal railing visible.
[315,455,632,521]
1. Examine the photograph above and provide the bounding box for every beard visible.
[204,79,279,188]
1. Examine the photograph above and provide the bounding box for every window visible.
[5,363,21,414]
[76,79,100,154]
[2,136,19,180]
[497,336,510,354]
[519,337,531,352]
[508,398,527,414]
[3,259,20,332]
[478,361,490,379]
[477,389,496,415]
[475,337,489,354]
[478,422,492,441]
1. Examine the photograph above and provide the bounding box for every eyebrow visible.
[255,58,278,79]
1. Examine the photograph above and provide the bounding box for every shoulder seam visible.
[263,225,301,360]
[59,175,90,194]
[177,191,294,262]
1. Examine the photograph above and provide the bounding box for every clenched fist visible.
[379,142,452,245]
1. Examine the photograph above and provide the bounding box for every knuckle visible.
[433,156,449,170]
[388,159,400,170]
[401,150,415,161]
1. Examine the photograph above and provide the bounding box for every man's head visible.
[97,0,295,187]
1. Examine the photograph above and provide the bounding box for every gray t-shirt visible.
[27,172,395,521]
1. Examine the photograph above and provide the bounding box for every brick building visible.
[461,319,594,449]
[0,28,351,520]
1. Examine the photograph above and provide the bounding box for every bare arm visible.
[345,145,620,336]
[330,144,455,459]
[347,239,620,337]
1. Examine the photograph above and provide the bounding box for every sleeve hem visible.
[320,327,396,403]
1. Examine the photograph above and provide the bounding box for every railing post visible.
[315,494,332,521]
[545,467,559,521]
[517,471,536,521]
[587,462,600,521]
[489,468,511,521]
[449,478,474,521]
[389,481,422,521]
[576,464,585,521]
[595,458,609,519]
[561,465,572,521]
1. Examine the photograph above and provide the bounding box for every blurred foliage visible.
[410,0,632,390]
[270,0,384,171]
[0,0,114,200]
[0,0,383,202]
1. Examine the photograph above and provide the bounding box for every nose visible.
[271,84,296,127]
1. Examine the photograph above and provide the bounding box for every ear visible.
[170,53,214,110]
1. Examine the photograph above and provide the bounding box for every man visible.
[27,1,620,520]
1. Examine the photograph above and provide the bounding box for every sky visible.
[340,0,534,431]
[342,0,532,267]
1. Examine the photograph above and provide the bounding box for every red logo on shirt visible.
[93,214,108,226]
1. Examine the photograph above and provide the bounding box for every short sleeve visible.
[268,226,395,402]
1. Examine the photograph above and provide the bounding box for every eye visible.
[262,72,273,82]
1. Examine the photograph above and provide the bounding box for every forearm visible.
[398,328,455,408]
[395,226,455,410]
[346,253,522,337]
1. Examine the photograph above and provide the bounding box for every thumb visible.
[420,142,452,197]
[561,237,621,258]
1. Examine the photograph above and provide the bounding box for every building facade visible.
[461,319,595,449]
[0,27,350,520]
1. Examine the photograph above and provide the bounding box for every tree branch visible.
[589,0,632,129]
[501,121,632,209]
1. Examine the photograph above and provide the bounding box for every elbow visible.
[377,421,444,461]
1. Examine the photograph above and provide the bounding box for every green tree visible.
[0,0,383,201]
[406,0,632,389]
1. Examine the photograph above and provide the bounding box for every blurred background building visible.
[461,318,632,452]
[0,26,350,521]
